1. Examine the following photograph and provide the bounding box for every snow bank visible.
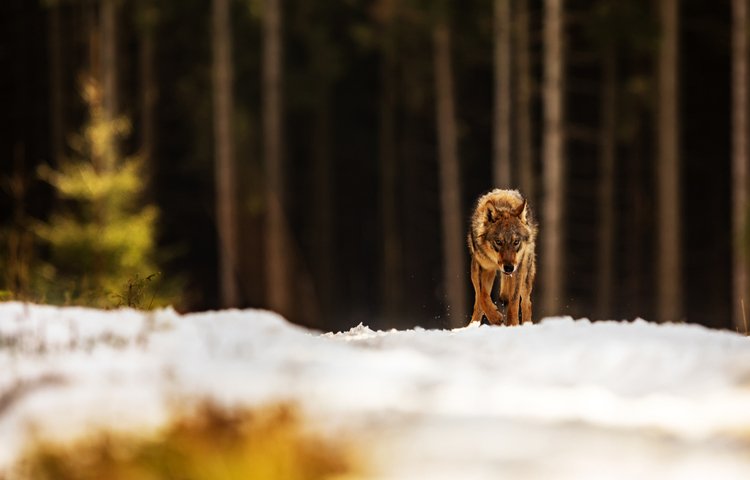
[1,302,750,479]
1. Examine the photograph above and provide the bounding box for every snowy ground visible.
[1,302,750,479]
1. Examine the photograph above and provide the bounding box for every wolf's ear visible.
[485,201,498,223]
[513,198,527,222]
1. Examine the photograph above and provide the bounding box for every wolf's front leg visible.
[499,273,520,326]
[505,279,521,326]
[520,274,533,324]
[520,296,532,325]
[519,257,535,324]
[469,258,484,325]
[479,268,503,325]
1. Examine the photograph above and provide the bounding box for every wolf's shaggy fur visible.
[467,189,538,325]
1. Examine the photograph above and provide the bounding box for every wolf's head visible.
[479,195,534,275]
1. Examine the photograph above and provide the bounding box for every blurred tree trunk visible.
[493,0,512,188]
[380,4,403,324]
[626,124,647,319]
[434,16,467,327]
[313,88,333,323]
[101,0,117,126]
[303,3,338,327]
[597,49,616,319]
[48,1,64,166]
[657,0,681,322]
[212,0,240,307]
[140,0,157,165]
[7,146,31,297]
[733,0,749,331]
[541,0,565,316]
[264,0,290,317]
[86,2,98,81]
[515,0,534,201]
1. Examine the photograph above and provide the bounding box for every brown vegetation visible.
[16,403,357,480]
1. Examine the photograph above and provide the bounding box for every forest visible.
[1,0,748,333]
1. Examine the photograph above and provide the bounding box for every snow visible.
[2,302,750,479]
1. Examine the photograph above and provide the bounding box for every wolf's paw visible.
[485,310,504,326]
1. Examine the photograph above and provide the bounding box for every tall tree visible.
[434,11,467,327]
[515,0,534,201]
[86,0,98,78]
[494,0,512,188]
[48,0,64,166]
[306,6,338,326]
[212,0,240,307]
[657,0,681,322]
[312,86,334,323]
[597,48,616,319]
[5,146,32,298]
[379,1,403,324]
[541,0,565,316]
[138,0,158,165]
[101,0,118,125]
[733,0,749,331]
[264,0,290,317]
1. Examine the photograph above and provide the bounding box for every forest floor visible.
[2,303,750,479]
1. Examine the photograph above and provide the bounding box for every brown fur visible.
[467,189,538,326]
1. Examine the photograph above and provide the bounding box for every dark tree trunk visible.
[48,2,64,166]
[140,1,157,164]
[212,0,240,307]
[541,0,565,316]
[597,49,616,319]
[264,0,290,317]
[313,88,334,324]
[657,0,681,322]
[515,0,535,202]
[380,6,403,324]
[434,17,467,327]
[493,0,512,188]
[732,0,749,331]
[101,0,118,123]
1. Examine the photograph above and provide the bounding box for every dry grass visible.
[15,403,357,480]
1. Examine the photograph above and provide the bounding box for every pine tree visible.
[35,78,162,307]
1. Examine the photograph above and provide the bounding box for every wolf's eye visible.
[513,239,520,246]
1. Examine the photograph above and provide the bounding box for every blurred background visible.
[1,0,747,332]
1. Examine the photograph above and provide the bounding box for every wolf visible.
[467,189,537,326]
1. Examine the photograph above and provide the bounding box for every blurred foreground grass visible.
[16,403,358,480]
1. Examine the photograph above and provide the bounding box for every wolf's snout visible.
[502,264,515,274]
